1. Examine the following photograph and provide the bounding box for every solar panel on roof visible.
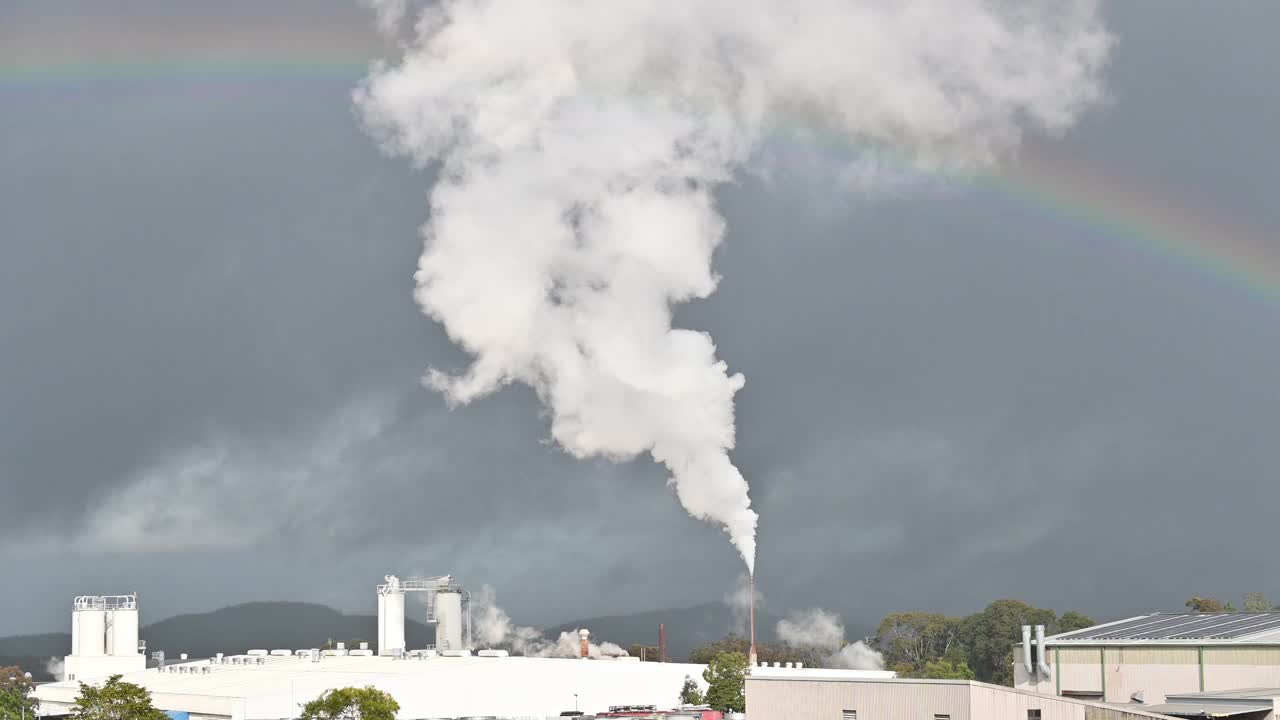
[1055,613,1280,641]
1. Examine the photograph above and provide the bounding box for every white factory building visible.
[36,651,711,719]
[35,576,892,719]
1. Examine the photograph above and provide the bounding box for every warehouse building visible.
[1015,613,1280,706]
[745,672,1178,720]
[35,651,714,719]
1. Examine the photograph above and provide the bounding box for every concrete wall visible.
[63,654,147,682]
[745,677,1175,720]
[746,676,973,720]
[1203,647,1280,691]
[1016,644,1280,707]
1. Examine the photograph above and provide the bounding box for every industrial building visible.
[34,577,893,719]
[1015,613,1280,706]
[36,651,713,719]
[745,673,1178,720]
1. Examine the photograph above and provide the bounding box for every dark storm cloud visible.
[1,0,1277,636]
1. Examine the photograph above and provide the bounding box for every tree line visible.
[1185,592,1277,613]
[684,590,1280,694]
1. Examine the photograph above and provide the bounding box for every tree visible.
[629,644,661,662]
[679,676,704,705]
[920,658,976,680]
[1185,597,1225,613]
[1056,611,1095,634]
[70,675,167,720]
[689,635,824,669]
[300,687,399,720]
[1,668,38,720]
[702,651,748,713]
[873,613,962,677]
[958,599,1055,686]
[1243,593,1274,612]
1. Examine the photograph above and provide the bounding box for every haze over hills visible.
[0,600,871,681]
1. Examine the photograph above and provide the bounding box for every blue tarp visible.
[165,711,190,720]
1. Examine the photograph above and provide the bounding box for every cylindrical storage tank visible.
[380,592,405,655]
[435,589,463,651]
[108,609,139,656]
[77,610,107,656]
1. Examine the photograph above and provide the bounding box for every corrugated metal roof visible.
[1052,613,1280,642]
[1142,701,1271,718]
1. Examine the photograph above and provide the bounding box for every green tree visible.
[1185,597,1225,612]
[1243,593,1274,612]
[873,613,962,677]
[70,675,168,720]
[689,635,824,668]
[958,599,1055,686]
[679,676,704,705]
[300,687,399,720]
[702,651,748,713]
[1056,611,1095,634]
[919,658,976,680]
[1,668,38,720]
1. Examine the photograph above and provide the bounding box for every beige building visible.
[745,673,1177,720]
[1015,613,1280,706]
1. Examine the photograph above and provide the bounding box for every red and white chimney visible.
[578,628,591,659]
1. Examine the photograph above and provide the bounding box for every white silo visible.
[108,606,139,656]
[435,588,464,652]
[377,576,406,656]
[76,606,107,656]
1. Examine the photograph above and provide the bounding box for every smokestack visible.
[659,623,667,663]
[748,574,758,667]
[1035,625,1052,678]
[578,628,590,659]
[1021,626,1034,676]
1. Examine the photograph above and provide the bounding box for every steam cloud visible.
[777,608,885,671]
[356,0,1110,571]
[470,585,628,658]
[45,656,65,682]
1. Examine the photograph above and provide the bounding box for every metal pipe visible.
[1035,625,1052,678]
[1021,625,1034,676]
[748,574,758,667]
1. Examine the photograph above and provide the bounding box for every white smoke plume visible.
[355,1,1111,571]
[45,656,65,682]
[777,608,885,671]
[470,585,628,658]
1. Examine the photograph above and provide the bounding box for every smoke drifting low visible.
[356,0,1110,571]
[777,608,885,671]
[470,586,628,658]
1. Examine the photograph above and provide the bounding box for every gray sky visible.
[1,1,1277,637]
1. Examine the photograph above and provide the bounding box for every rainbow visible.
[4,51,1276,309]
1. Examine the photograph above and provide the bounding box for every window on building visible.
[841,711,857,720]
[934,715,951,720]
[1028,711,1042,720]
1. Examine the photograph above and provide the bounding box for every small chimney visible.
[659,623,667,663]
[578,628,591,659]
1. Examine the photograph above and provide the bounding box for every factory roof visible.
[1145,688,1280,718]
[1050,613,1280,644]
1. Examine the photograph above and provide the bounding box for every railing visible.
[74,594,137,611]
